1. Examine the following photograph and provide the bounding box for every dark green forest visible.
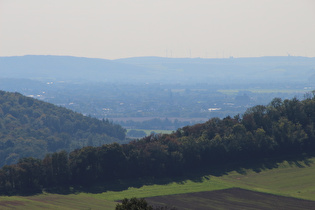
[0,90,126,166]
[0,91,315,195]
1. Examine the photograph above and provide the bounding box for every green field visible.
[219,160,315,201]
[2,156,315,209]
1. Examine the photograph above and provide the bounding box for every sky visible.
[0,0,315,59]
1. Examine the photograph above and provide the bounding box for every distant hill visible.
[117,56,315,84]
[0,55,150,83]
[1,55,315,84]
[0,90,126,166]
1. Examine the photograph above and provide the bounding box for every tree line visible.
[1,92,315,195]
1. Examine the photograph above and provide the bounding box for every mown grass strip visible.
[87,177,231,201]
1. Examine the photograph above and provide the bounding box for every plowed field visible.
[145,188,315,210]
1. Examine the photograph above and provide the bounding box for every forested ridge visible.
[1,92,315,195]
[0,90,126,166]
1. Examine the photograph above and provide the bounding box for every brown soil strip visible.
[145,188,315,210]
[0,201,25,207]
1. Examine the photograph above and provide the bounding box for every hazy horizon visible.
[1,0,315,59]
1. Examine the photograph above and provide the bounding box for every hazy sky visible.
[1,0,315,59]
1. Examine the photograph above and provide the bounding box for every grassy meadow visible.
[219,159,315,200]
[1,156,315,209]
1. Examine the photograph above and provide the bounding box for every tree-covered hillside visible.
[0,90,126,166]
[0,92,315,195]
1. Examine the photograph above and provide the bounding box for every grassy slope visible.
[92,156,315,201]
[219,159,315,200]
[1,156,315,209]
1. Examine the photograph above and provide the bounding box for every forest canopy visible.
[0,90,126,166]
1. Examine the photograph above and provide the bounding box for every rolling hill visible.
[0,90,126,166]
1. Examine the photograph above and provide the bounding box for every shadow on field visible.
[208,153,314,177]
[46,153,315,195]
